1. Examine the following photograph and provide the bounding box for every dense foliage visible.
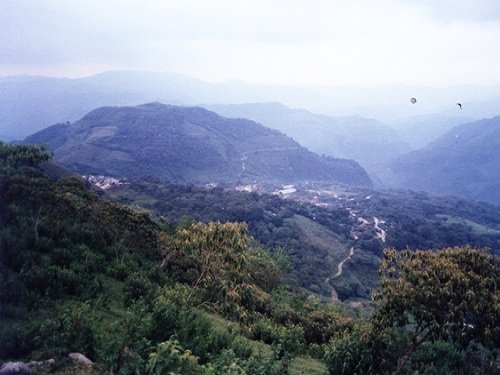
[107,180,356,297]
[354,189,500,253]
[1,145,498,374]
[107,180,500,300]
[325,247,500,375]
[0,145,343,374]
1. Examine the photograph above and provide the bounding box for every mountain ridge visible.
[389,116,500,205]
[207,102,409,180]
[24,102,373,187]
[3,70,500,140]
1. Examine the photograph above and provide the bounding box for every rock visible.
[68,353,94,367]
[0,362,31,374]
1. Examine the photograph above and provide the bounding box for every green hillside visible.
[1,144,498,374]
[105,179,500,301]
[24,103,372,187]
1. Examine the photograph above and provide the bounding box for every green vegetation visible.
[107,179,355,298]
[107,179,500,300]
[0,144,346,373]
[1,144,498,374]
[24,103,372,187]
[354,189,500,254]
[324,247,499,375]
[436,214,500,236]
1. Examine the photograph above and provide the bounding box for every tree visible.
[373,246,500,374]
[0,142,51,173]
[163,222,279,318]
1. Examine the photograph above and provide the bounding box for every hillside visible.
[105,179,500,300]
[1,144,499,374]
[0,75,147,139]
[0,143,336,374]
[207,102,409,179]
[389,116,500,205]
[24,103,372,187]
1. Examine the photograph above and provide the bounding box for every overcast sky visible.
[1,0,500,87]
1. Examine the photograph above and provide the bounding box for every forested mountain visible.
[1,143,498,374]
[389,116,500,205]
[208,102,409,178]
[23,103,372,187]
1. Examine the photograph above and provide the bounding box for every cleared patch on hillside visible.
[291,214,350,266]
[436,214,500,235]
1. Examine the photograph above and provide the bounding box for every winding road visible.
[333,247,354,278]
[333,214,386,279]
[373,216,386,242]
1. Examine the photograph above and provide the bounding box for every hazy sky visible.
[2,0,500,86]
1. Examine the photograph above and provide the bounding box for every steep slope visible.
[207,102,409,179]
[24,103,372,187]
[0,144,339,374]
[389,116,500,204]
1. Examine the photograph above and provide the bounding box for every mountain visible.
[207,102,409,181]
[389,116,500,205]
[24,103,372,187]
[0,75,148,139]
[390,114,474,149]
[3,71,500,140]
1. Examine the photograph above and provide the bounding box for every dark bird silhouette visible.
[410,97,417,104]
[457,103,462,109]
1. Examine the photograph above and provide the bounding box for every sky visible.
[1,0,500,87]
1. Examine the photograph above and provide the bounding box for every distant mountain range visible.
[2,70,500,140]
[24,103,372,187]
[389,116,500,205]
[207,102,409,179]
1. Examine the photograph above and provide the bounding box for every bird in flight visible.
[457,103,462,109]
[410,97,417,104]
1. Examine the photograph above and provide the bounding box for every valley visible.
[99,175,500,302]
[3,99,500,374]
[2,1,500,373]
[2,140,499,374]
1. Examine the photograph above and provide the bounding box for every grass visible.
[290,355,328,375]
[205,311,328,374]
[291,214,350,264]
[436,214,500,235]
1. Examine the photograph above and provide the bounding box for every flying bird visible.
[457,103,462,109]
[410,97,417,104]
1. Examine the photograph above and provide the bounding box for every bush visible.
[37,302,96,358]
[324,323,376,375]
[123,273,154,306]
[177,309,232,362]
[147,338,203,375]
[405,341,465,374]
